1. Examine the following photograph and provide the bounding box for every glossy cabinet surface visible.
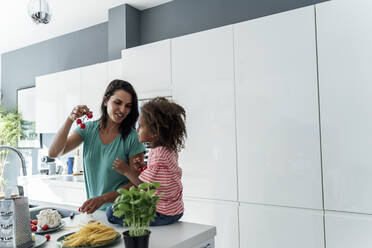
[183,198,239,248]
[107,59,123,82]
[121,40,172,100]
[35,68,81,133]
[234,6,322,209]
[317,0,372,214]
[325,211,372,248]
[240,203,324,248]
[81,63,108,121]
[172,26,237,201]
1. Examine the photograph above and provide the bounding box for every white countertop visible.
[36,207,216,248]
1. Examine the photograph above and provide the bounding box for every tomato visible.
[87,113,93,119]
[42,224,48,230]
[31,225,37,232]
[76,119,82,124]
[45,234,51,241]
[80,123,86,130]
[32,219,38,225]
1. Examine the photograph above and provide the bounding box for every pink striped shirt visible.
[139,146,184,216]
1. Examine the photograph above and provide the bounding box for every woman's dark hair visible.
[99,80,139,140]
[141,97,187,152]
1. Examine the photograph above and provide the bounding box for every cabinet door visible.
[172,26,237,201]
[35,74,60,133]
[234,6,322,209]
[183,198,239,248]
[108,59,123,82]
[35,68,80,133]
[317,0,372,213]
[59,68,81,126]
[81,63,108,121]
[325,211,372,248]
[240,203,324,248]
[121,40,171,99]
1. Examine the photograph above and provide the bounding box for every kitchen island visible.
[34,204,216,248]
[19,175,216,248]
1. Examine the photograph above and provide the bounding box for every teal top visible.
[74,120,145,210]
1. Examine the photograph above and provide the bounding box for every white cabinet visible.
[81,63,108,121]
[35,68,81,133]
[108,59,123,82]
[234,6,322,209]
[121,40,171,100]
[172,26,237,201]
[183,198,239,248]
[35,74,59,133]
[240,203,324,248]
[325,211,372,248]
[316,0,372,214]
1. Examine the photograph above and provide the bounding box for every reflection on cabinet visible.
[183,198,239,248]
[316,0,372,214]
[121,40,171,100]
[36,60,123,133]
[81,63,108,121]
[234,6,322,209]
[240,203,324,248]
[35,68,81,133]
[172,26,237,201]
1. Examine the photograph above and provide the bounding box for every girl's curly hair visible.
[141,97,187,152]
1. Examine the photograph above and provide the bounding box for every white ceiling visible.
[0,0,173,54]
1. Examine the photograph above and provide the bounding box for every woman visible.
[48,80,145,213]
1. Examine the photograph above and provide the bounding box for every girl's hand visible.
[133,157,145,170]
[113,158,129,175]
[69,105,91,121]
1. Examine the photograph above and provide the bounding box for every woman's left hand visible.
[79,196,105,214]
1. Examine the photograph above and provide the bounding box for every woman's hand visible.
[79,196,105,214]
[69,105,91,121]
[113,158,130,175]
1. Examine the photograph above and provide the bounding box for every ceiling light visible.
[28,0,51,24]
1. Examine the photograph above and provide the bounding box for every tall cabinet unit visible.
[317,0,372,214]
[234,6,322,210]
[317,0,372,247]
[172,26,238,248]
[121,40,172,100]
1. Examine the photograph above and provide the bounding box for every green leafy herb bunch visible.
[113,182,161,237]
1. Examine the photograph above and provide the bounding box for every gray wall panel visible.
[1,22,108,109]
[140,0,328,44]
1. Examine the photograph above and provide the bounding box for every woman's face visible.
[137,114,154,143]
[105,89,132,124]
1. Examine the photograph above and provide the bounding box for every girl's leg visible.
[105,204,124,225]
[150,213,183,226]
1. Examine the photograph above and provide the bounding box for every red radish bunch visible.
[76,112,93,129]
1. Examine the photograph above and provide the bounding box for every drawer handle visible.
[0,224,13,229]
[201,243,211,248]
[0,211,13,216]
[0,237,13,241]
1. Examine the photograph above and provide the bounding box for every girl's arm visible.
[113,153,144,187]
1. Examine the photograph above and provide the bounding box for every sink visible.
[29,206,80,220]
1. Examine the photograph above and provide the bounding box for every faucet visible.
[0,146,27,176]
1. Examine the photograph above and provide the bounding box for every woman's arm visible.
[48,105,89,158]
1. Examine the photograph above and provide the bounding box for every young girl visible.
[106,97,187,226]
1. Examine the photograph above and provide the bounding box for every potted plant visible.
[0,105,23,192]
[113,182,161,248]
